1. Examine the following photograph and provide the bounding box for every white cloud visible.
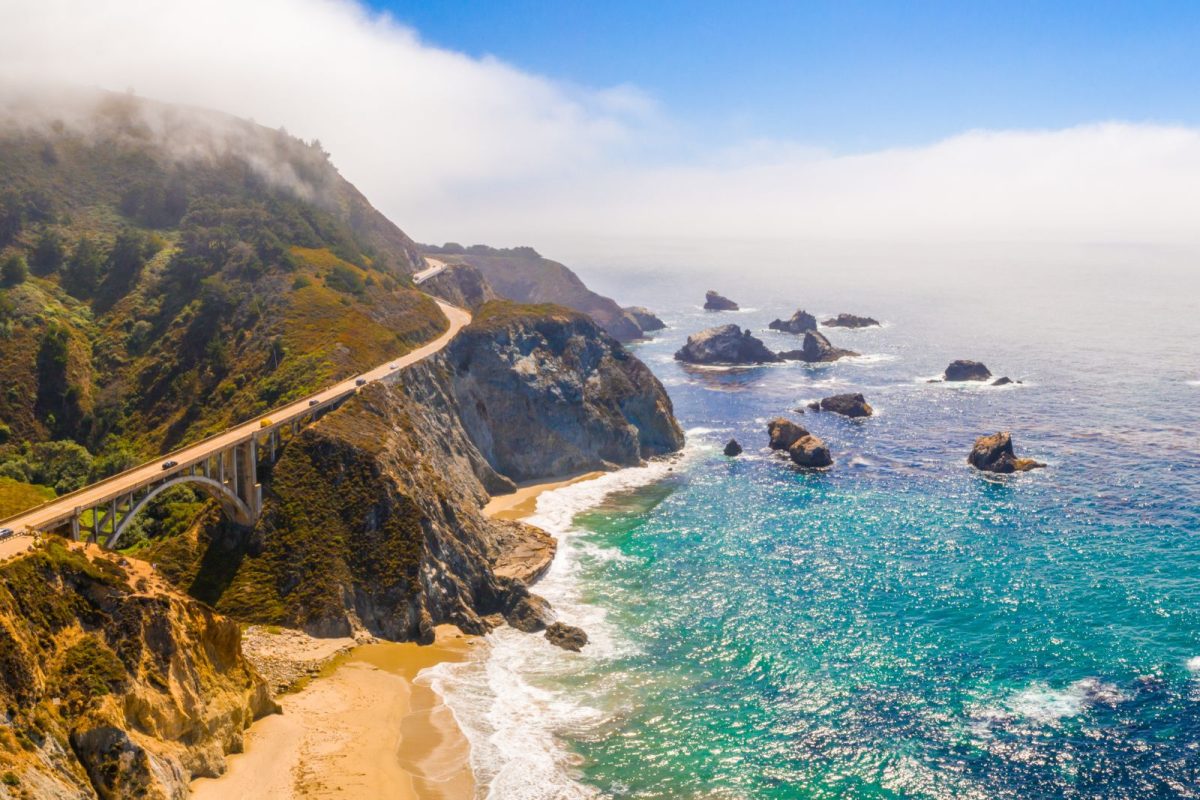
[2,0,1200,251]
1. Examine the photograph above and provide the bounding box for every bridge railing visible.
[0,296,461,531]
[0,389,349,529]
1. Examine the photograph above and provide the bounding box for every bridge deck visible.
[0,299,470,546]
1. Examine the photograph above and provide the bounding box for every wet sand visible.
[483,472,603,520]
[190,625,476,800]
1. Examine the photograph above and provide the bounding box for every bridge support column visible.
[235,440,262,521]
[71,508,81,542]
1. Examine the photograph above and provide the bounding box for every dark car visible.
[309,399,320,407]
[0,528,13,540]
[355,378,367,386]
[161,460,178,470]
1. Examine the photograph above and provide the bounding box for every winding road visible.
[0,297,471,560]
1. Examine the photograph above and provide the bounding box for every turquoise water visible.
[433,249,1200,799]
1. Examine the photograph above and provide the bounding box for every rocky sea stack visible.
[944,360,992,381]
[779,331,859,363]
[817,393,874,418]
[704,290,740,311]
[625,306,666,332]
[724,439,743,456]
[968,432,1046,473]
[675,324,782,365]
[823,313,880,328]
[769,308,818,334]
[545,622,589,651]
[767,418,833,468]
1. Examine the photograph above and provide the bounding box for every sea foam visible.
[421,455,688,798]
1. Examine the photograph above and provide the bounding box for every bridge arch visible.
[106,475,254,549]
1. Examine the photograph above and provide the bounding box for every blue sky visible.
[373,0,1200,151]
[11,0,1200,245]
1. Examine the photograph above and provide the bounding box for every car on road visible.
[0,528,14,540]
[308,399,320,407]
[389,363,398,369]
[355,378,367,386]
[260,418,272,428]
[161,460,178,470]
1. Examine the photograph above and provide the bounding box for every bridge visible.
[0,298,471,554]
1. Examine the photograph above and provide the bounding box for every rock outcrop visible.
[992,376,1014,386]
[544,622,588,652]
[723,439,743,456]
[769,309,817,334]
[704,290,740,311]
[788,435,833,468]
[420,262,498,310]
[778,331,859,363]
[818,393,874,418]
[768,418,808,450]
[0,542,276,798]
[822,313,880,328]
[967,432,1046,473]
[420,245,646,341]
[944,360,992,381]
[149,302,684,646]
[766,418,831,468]
[624,306,666,332]
[452,303,685,482]
[674,325,782,365]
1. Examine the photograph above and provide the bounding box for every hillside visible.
[0,88,446,516]
[420,243,648,341]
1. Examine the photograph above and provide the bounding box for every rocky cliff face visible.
[151,302,682,642]
[419,245,647,341]
[0,542,275,799]
[449,303,684,482]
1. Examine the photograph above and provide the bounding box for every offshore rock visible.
[768,418,809,451]
[778,331,859,363]
[992,376,1015,386]
[819,393,874,418]
[724,438,743,456]
[544,622,589,652]
[789,434,833,468]
[675,324,782,365]
[769,308,818,334]
[704,290,740,311]
[944,360,992,381]
[822,313,880,328]
[624,306,666,332]
[968,432,1046,473]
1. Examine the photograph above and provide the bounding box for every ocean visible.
[424,242,1200,799]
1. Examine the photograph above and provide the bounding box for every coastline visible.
[482,472,605,520]
[190,625,477,800]
[190,474,604,799]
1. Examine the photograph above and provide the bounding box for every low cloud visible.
[3,0,1200,251]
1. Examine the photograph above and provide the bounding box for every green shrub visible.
[325,263,365,295]
[1,253,27,285]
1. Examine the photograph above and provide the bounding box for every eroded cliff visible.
[0,542,275,799]
[147,302,683,641]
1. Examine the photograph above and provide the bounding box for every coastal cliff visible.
[0,542,275,799]
[146,302,683,641]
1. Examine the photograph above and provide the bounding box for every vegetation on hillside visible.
[0,91,445,520]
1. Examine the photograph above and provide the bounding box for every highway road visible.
[0,298,471,560]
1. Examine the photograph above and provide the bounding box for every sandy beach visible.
[191,474,601,798]
[482,472,603,520]
[190,625,477,800]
